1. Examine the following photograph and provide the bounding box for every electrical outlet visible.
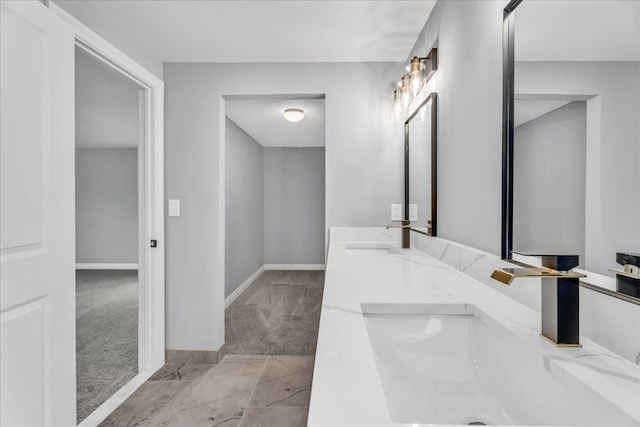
[391,204,403,221]
[409,204,418,221]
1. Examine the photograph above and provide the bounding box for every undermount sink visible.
[345,243,401,255]
[361,303,638,426]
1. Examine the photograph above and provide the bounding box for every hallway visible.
[99,270,324,426]
[225,270,324,356]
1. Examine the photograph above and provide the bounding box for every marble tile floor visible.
[100,270,322,426]
[100,355,313,427]
[225,270,325,356]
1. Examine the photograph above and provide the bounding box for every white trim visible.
[264,264,326,271]
[50,4,161,88]
[50,2,166,421]
[217,97,227,350]
[76,369,154,427]
[224,266,265,309]
[224,264,325,309]
[75,263,138,270]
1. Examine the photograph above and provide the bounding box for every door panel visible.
[1,1,75,425]
[1,297,48,426]
[0,2,45,251]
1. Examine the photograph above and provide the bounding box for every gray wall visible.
[407,0,505,255]
[514,102,586,265]
[225,118,264,297]
[407,1,640,274]
[165,62,402,350]
[515,61,640,275]
[75,147,138,263]
[264,147,325,265]
[225,119,325,297]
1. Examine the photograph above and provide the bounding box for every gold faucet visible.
[491,266,585,285]
[491,253,586,347]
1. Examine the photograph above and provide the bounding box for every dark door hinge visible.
[150,240,157,248]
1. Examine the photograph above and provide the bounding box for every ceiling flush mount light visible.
[283,108,305,123]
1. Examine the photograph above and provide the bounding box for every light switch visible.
[409,204,418,221]
[168,199,180,217]
[391,204,403,221]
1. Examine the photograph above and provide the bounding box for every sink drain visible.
[468,422,487,426]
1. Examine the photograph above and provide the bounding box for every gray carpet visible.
[76,270,138,423]
[225,270,325,355]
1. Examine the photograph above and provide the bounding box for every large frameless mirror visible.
[501,0,640,301]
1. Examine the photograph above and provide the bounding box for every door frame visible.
[50,4,165,425]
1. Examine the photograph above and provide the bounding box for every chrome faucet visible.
[491,253,586,347]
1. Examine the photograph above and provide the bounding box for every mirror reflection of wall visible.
[513,100,586,266]
[408,100,432,229]
[512,0,640,276]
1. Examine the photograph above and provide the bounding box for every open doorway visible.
[223,95,326,355]
[74,46,144,423]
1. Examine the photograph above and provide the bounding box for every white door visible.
[1,1,76,425]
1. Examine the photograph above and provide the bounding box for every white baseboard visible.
[225,265,265,308]
[76,263,139,270]
[264,264,325,271]
[77,368,156,427]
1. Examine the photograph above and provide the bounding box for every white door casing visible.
[1,0,76,425]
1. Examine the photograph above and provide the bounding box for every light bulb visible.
[401,90,413,113]
[393,90,404,122]
[410,74,424,97]
[398,74,413,113]
[407,57,426,97]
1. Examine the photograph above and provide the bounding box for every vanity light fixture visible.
[392,48,438,119]
[283,108,304,123]
[397,74,414,113]
[407,48,438,97]
[407,57,426,96]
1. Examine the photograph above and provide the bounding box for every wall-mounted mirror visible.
[502,0,640,299]
[405,93,437,237]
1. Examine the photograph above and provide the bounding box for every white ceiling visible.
[515,0,640,61]
[76,47,142,148]
[226,98,325,147]
[55,0,436,63]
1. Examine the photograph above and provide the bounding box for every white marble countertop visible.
[307,228,640,426]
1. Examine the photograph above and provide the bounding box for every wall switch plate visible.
[409,204,418,221]
[391,204,403,221]
[168,199,180,217]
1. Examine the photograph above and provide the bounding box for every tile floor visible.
[100,355,313,427]
[225,270,324,355]
[99,271,323,426]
